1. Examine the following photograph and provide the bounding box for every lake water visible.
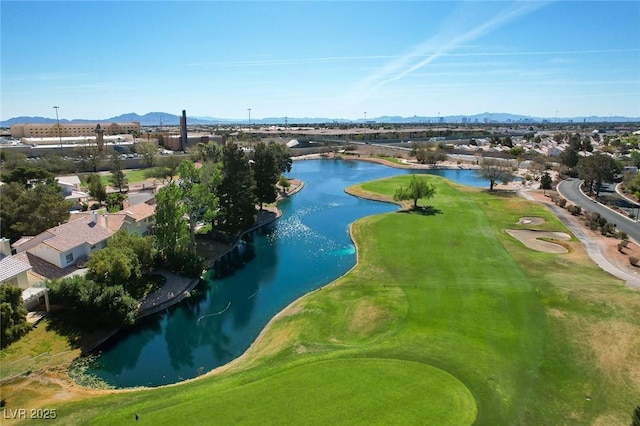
[88,160,489,387]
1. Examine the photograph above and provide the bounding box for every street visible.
[557,178,640,244]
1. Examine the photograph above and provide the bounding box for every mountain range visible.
[2,112,638,127]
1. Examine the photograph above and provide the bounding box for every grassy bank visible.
[5,175,639,425]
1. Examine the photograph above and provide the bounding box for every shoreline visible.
[7,156,634,395]
[77,178,305,357]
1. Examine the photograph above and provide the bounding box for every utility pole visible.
[53,106,63,155]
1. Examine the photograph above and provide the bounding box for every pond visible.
[87,159,490,387]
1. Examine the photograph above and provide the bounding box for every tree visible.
[393,175,436,209]
[108,229,157,271]
[527,156,547,181]
[632,405,640,426]
[136,141,158,168]
[1,165,54,187]
[630,150,640,169]
[109,153,128,193]
[105,192,126,212]
[270,143,292,173]
[178,160,220,249]
[577,152,621,197]
[540,171,553,191]
[560,146,580,168]
[252,142,279,209]
[423,148,447,166]
[79,140,105,172]
[0,181,72,242]
[85,173,107,204]
[87,245,141,287]
[48,275,137,329]
[0,285,31,348]
[154,182,190,259]
[478,158,515,191]
[216,143,257,236]
[144,166,175,184]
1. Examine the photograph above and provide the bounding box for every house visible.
[69,201,156,236]
[56,175,89,209]
[0,238,50,311]
[0,239,32,289]
[547,146,565,158]
[13,213,113,269]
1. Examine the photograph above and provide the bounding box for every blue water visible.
[88,160,489,387]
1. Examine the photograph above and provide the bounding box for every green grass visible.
[376,155,404,165]
[0,318,79,379]
[10,174,640,425]
[99,169,149,186]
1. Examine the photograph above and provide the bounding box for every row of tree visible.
[153,142,292,274]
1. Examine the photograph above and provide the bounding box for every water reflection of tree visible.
[94,313,163,376]
[164,304,200,371]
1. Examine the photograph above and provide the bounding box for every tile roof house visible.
[0,253,32,289]
[13,213,113,270]
[56,175,89,210]
[69,202,156,236]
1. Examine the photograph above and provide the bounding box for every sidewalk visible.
[520,190,640,289]
[137,270,200,319]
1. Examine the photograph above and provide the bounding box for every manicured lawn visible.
[99,169,149,186]
[10,174,640,425]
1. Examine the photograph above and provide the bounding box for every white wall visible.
[29,244,64,268]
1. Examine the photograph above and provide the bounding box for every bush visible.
[48,276,137,330]
[618,231,628,240]
[630,256,639,266]
[567,205,582,215]
[557,198,567,208]
[0,286,31,348]
[618,241,628,252]
[601,223,616,236]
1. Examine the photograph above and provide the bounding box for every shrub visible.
[567,205,582,215]
[601,223,616,236]
[0,286,31,348]
[618,231,628,240]
[585,211,600,221]
[618,241,628,252]
[630,256,639,266]
[557,198,567,208]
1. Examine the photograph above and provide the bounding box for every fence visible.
[0,350,77,381]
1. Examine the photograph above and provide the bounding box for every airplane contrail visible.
[348,1,552,103]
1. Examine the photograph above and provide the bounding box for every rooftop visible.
[0,256,32,282]
[41,215,113,252]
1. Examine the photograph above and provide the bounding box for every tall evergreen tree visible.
[109,153,128,193]
[252,142,279,209]
[216,143,256,235]
[0,181,71,242]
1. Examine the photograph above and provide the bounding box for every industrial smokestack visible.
[180,109,188,151]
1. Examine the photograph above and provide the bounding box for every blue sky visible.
[1,1,639,121]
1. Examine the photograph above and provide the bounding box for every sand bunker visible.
[506,229,571,253]
[517,217,545,226]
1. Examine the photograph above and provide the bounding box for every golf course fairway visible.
[5,174,639,425]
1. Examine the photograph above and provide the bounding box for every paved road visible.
[557,178,640,244]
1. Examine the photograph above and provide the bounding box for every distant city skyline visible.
[1,1,639,121]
